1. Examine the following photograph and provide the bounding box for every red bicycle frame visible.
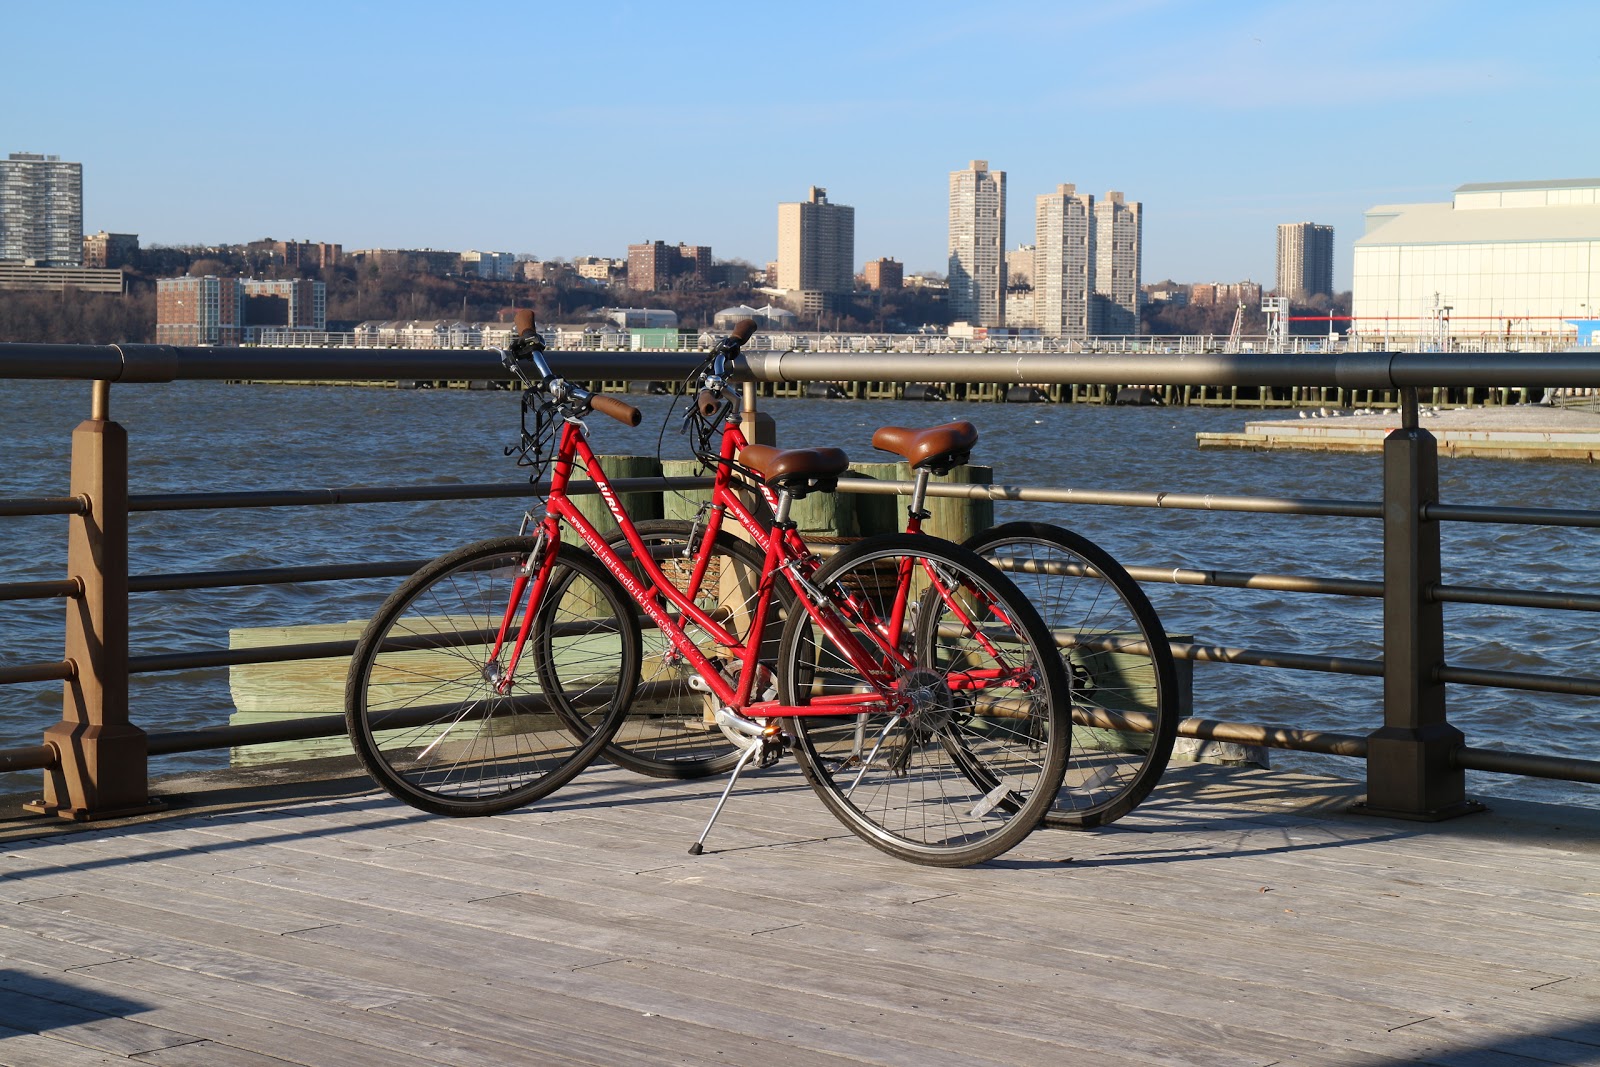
[491,417,906,720]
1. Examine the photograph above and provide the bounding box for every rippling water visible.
[3,378,1596,810]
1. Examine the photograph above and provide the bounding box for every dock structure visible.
[1,761,1596,1066]
[1198,405,1600,461]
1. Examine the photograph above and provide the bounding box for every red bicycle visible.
[595,334,1180,831]
[344,315,1071,866]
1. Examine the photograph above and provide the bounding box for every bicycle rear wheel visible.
[594,519,794,779]
[345,537,639,816]
[778,533,1070,867]
[965,522,1179,828]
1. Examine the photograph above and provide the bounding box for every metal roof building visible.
[1352,178,1600,344]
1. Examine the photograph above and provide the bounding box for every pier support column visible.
[1355,390,1483,821]
[28,383,161,821]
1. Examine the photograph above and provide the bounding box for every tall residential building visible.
[156,275,325,346]
[0,152,83,265]
[777,186,855,297]
[948,160,1006,326]
[863,257,902,291]
[240,278,326,334]
[1094,191,1142,335]
[1277,222,1335,301]
[626,240,712,291]
[1034,184,1094,340]
[82,231,139,269]
[627,241,675,290]
[157,276,244,346]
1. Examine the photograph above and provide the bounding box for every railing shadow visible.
[0,969,152,1037]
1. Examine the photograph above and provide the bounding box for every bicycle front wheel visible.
[597,519,794,779]
[966,522,1180,829]
[345,537,640,816]
[778,533,1070,867]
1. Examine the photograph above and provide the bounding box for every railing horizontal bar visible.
[0,496,87,518]
[849,478,1600,530]
[6,343,1600,388]
[1174,640,1385,677]
[1123,565,1381,598]
[1433,583,1600,613]
[88,703,1600,790]
[837,477,1382,518]
[0,343,712,384]
[146,679,681,755]
[0,661,75,685]
[131,639,355,674]
[1437,663,1600,697]
[1426,503,1600,528]
[1118,568,1600,612]
[1177,716,1369,758]
[1454,746,1600,784]
[0,578,81,603]
[128,616,624,675]
[146,713,347,755]
[743,349,1600,389]
[130,476,713,513]
[131,560,431,594]
[0,744,57,772]
[1068,704,1369,757]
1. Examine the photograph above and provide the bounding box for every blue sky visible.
[7,0,1598,290]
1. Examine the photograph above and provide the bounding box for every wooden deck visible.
[0,760,1597,1066]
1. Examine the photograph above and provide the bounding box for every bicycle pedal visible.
[757,734,785,768]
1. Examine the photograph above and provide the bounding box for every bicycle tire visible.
[777,532,1070,867]
[345,536,639,816]
[590,519,795,779]
[964,521,1179,829]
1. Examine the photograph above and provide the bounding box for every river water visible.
[3,378,1597,810]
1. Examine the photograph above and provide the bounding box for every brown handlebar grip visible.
[731,318,758,344]
[514,308,536,337]
[696,389,722,417]
[590,394,642,427]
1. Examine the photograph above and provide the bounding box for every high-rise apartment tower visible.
[777,186,855,296]
[948,160,1006,326]
[1034,185,1094,340]
[1094,191,1142,335]
[0,152,84,265]
[1277,222,1334,301]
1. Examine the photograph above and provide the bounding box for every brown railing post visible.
[1355,388,1483,820]
[26,382,161,820]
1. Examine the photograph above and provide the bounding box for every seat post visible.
[907,468,932,526]
[773,488,795,526]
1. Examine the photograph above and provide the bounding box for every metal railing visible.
[2,340,1599,822]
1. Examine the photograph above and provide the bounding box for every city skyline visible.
[5,1,1597,291]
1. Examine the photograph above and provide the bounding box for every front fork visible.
[488,522,556,695]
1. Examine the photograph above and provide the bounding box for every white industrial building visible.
[1352,179,1600,345]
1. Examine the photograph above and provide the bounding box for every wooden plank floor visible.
[0,761,1597,1066]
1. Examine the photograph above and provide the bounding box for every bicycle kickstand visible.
[688,713,784,856]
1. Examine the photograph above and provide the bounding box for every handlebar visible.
[679,318,760,447]
[708,317,759,382]
[591,393,643,426]
[503,310,640,426]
